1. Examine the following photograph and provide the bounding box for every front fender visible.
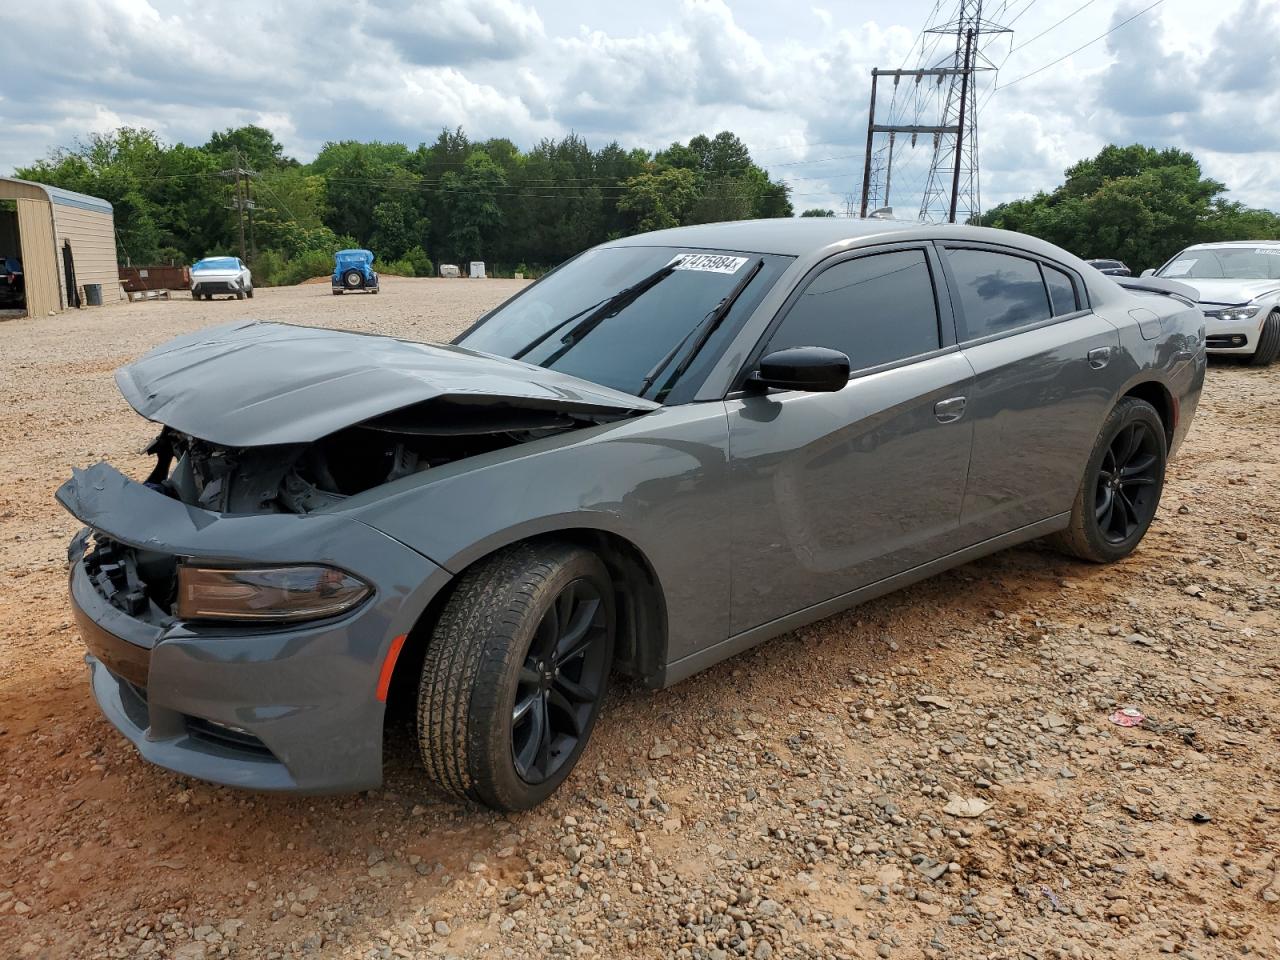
[343,404,734,667]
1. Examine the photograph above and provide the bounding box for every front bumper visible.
[1202,310,1266,355]
[59,463,449,793]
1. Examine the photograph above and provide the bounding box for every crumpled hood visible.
[1180,278,1280,305]
[115,320,658,447]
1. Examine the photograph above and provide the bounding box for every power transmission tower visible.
[857,1,1008,223]
[220,149,259,262]
[918,1,1009,223]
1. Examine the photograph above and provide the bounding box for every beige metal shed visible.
[0,177,120,319]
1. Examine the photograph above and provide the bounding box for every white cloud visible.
[0,0,1276,217]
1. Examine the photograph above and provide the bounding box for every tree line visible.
[976,144,1280,271]
[14,125,793,284]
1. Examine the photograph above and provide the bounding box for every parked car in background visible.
[1086,258,1131,277]
[0,256,23,305]
[332,249,379,294]
[1145,240,1280,365]
[190,257,252,301]
[59,219,1204,811]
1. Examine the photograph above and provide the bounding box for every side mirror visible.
[1140,268,1155,277]
[751,346,850,393]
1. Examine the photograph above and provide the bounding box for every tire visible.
[1051,397,1167,563]
[417,542,615,811]
[332,289,343,296]
[343,269,364,289]
[245,286,254,299]
[370,286,380,295]
[235,286,246,300]
[1248,309,1280,366]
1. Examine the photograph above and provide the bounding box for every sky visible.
[2,0,1279,217]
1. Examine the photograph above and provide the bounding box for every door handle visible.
[934,396,967,423]
[1087,346,1112,369]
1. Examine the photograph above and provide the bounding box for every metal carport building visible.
[0,177,120,319]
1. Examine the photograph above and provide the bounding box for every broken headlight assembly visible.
[176,564,372,623]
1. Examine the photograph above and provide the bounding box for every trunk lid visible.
[115,320,659,447]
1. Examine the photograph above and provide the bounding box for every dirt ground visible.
[0,278,1277,960]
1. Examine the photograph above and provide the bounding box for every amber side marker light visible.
[177,565,371,623]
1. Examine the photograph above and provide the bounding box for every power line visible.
[1009,0,1101,52]
[994,0,1165,90]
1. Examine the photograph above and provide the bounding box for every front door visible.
[726,245,974,634]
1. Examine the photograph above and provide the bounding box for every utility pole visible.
[220,148,258,263]
[858,67,965,218]
[947,29,974,223]
[918,1,1007,223]
[858,2,1008,222]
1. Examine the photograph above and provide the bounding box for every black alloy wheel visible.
[511,578,610,785]
[1094,420,1161,544]
[417,542,615,811]
[1052,396,1167,563]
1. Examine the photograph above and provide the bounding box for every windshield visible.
[193,257,240,271]
[1158,247,1280,280]
[458,246,789,401]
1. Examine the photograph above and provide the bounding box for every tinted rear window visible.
[1044,265,1079,316]
[767,249,941,371]
[946,249,1051,339]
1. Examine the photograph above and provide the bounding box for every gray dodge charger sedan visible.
[59,219,1206,810]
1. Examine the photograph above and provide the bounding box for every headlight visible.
[176,564,371,622]
[1207,306,1259,321]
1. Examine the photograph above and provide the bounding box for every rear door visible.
[938,243,1122,541]
[725,243,974,633]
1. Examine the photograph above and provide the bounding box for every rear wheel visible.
[1248,309,1280,366]
[1052,397,1166,563]
[417,542,614,811]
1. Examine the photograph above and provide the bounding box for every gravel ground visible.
[0,278,1277,960]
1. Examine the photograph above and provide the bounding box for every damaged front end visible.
[142,400,608,517]
[56,320,659,792]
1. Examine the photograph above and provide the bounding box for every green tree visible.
[801,208,836,217]
[978,143,1280,270]
[437,151,507,261]
[617,168,700,232]
[205,125,296,171]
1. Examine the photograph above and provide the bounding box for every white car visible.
[1146,241,1280,365]
[191,257,253,301]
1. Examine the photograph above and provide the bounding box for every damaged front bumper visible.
[58,462,449,793]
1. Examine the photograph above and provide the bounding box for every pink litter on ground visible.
[1110,707,1145,727]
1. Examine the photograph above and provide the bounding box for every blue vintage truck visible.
[332,249,379,295]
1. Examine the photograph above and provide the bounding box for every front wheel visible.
[417,542,615,811]
[235,286,246,300]
[1248,309,1280,366]
[245,286,254,299]
[1052,397,1167,563]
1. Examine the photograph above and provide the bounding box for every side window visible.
[1043,264,1079,317]
[946,248,1051,339]
[767,249,941,372]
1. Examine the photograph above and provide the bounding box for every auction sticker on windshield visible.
[1164,259,1197,276]
[668,253,750,274]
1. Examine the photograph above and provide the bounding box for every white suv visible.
[191,257,253,301]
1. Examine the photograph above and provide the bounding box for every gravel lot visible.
[1,278,1277,960]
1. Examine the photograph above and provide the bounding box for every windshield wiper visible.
[638,258,765,399]
[513,262,678,365]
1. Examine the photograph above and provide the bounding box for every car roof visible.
[605,218,914,255]
[602,217,1082,260]
[1184,240,1280,249]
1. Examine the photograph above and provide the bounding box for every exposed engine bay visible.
[143,401,599,515]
